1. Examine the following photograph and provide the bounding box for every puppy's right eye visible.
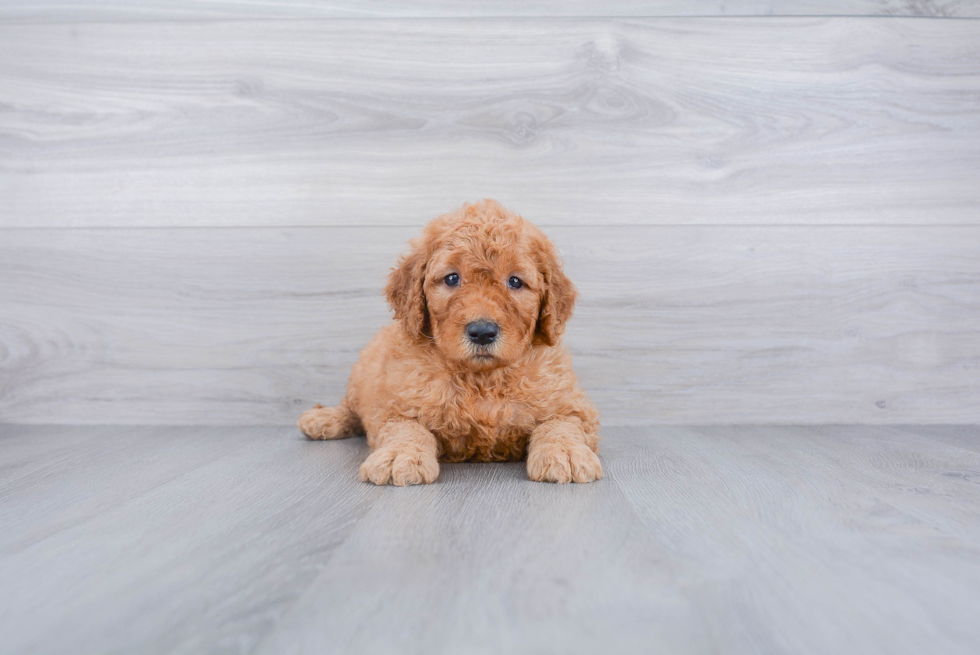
[444,273,460,287]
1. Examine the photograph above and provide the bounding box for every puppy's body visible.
[299,200,601,485]
[345,323,598,462]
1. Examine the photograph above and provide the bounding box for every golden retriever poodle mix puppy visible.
[298,199,601,486]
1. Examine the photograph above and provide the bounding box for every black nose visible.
[466,320,499,346]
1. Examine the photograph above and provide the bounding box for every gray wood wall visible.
[1,1,978,425]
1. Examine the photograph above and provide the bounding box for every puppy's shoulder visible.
[525,341,575,375]
[368,322,444,379]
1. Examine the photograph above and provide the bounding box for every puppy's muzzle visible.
[466,320,499,346]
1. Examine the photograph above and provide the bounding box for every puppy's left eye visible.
[507,276,523,289]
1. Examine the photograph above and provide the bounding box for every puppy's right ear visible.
[385,238,429,340]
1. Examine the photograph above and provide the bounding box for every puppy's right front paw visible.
[359,445,439,486]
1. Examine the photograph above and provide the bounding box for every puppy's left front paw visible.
[527,440,603,484]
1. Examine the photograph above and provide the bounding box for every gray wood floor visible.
[3,423,980,655]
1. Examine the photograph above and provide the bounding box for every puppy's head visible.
[385,199,576,371]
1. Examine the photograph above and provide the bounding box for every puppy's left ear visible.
[385,238,430,340]
[534,237,577,347]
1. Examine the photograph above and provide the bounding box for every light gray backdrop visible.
[1,1,978,425]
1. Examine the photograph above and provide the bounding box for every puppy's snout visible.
[466,320,499,346]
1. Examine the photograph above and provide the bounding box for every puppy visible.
[298,199,601,485]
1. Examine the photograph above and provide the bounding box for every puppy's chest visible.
[418,386,538,461]
[458,393,533,429]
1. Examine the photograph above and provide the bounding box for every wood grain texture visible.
[0,425,272,553]
[2,424,980,654]
[606,424,980,655]
[1,225,978,425]
[256,457,706,655]
[2,18,979,228]
[0,425,380,655]
[1,0,978,21]
[892,424,980,454]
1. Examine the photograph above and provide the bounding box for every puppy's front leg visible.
[359,420,440,486]
[527,417,603,484]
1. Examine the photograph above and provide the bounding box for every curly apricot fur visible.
[298,200,601,485]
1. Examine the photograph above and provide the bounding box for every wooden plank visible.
[250,424,980,655]
[1,225,978,425]
[891,424,980,454]
[1,1,978,21]
[0,425,380,655]
[0,424,137,493]
[680,425,980,545]
[0,425,272,553]
[254,455,709,655]
[2,425,980,653]
[0,424,122,496]
[2,18,978,228]
[607,425,980,655]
